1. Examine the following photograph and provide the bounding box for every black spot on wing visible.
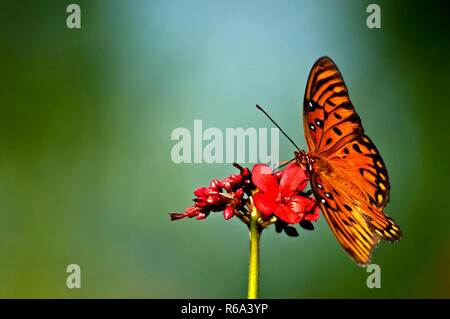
[308,100,323,112]
[315,119,324,129]
[333,127,342,136]
[352,143,362,153]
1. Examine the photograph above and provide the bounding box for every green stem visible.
[247,210,261,299]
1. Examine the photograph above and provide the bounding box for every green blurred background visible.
[0,0,449,298]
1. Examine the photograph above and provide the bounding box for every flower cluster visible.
[170,162,320,234]
[169,163,254,222]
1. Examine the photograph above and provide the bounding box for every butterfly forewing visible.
[303,57,362,155]
[302,56,402,265]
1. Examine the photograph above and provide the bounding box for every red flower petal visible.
[288,195,313,214]
[279,163,308,197]
[304,212,320,221]
[304,199,320,221]
[274,205,303,224]
[252,164,278,198]
[312,203,320,215]
[253,192,278,215]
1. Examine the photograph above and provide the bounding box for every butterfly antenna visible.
[256,104,301,152]
[276,157,297,169]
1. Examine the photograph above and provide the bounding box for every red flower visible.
[252,163,318,224]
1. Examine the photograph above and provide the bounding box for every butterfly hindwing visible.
[309,173,380,265]
[327,134,390,209]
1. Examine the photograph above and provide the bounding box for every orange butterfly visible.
[295,57,402,266]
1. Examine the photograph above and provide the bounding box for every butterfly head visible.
[294,150,311,172]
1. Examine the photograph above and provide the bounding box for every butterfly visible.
[295,56,402,266]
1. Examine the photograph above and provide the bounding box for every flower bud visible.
[186,206,200,217]
[209,179,221,189]
[194,187,209,197]
[207,189,219,196]
[223,206,234,220]
[220,183,230,192]
[169,205,200,221]
[221,177,236,192]
[193,198,208,207]
[196,212,207,220]
[169,213,185,221]
[230,174,243,184]
[235,188,244,199]
[207,195,224,205]
[241,167,250,177]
